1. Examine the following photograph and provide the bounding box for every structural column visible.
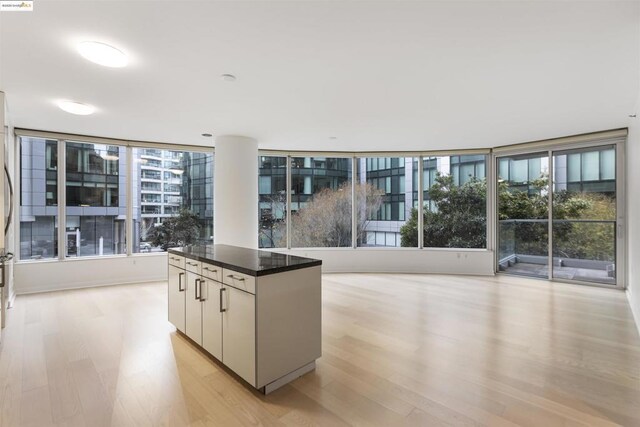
[214,135,258,248]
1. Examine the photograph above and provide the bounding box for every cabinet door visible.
[222,286,256,386]
[201,279,222,360]
[168,265,186,333]
[185,271,203,345]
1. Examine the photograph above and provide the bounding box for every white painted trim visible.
[15,128,215,153]
[15,279,164,296]
[492,129,627,154]
[628,289,640,338]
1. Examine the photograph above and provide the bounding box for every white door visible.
[201,279,223,360]
[168,265,186,332]
[185,271,203,345]
[222,286,255,386]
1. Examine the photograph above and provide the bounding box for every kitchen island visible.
[167,244,322,394]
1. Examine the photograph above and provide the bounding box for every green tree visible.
[401,174,486,248]
[148,209,202,251]
[400,173,613,258]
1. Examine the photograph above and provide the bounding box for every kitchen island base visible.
[168,245,322,394]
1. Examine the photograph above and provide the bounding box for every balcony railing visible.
[498,218,616,283]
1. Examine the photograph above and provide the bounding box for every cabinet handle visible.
[187,261,198,266]
[199,279,206,302]
[220,287,226,312]
[178,272,185,292]
[195,278,200,300]
[226,274,245,282]
[203,266,218,272]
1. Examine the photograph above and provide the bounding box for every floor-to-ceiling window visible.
[420,155,487,248]
[65,141,126,257]
[290,156,352,247]
[132,148,214,253]
[19,134,214,260]
[19,137,59,260]
[496,141,621,286]
[497,152,550,279]
[258,156,287,248]
[552,146,617,284]
[356,157,416,247]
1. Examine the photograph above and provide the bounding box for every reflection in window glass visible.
[357,157,416,247]
[65,142,126,257]
[258,156,287,248]
[290,157,352,247]
[19,137,59,260]
[132,148,213,252]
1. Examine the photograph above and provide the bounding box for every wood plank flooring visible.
[0,273,639,426]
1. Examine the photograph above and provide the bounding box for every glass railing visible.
[498,219,616,283]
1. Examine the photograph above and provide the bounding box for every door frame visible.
[492,137,626,290]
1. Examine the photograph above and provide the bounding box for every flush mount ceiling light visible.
[77,41,128,68]
[58,100,95,115]
[220,74,236,82]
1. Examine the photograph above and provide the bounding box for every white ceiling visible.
[1,1,638,151]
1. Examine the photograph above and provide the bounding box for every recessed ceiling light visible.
[329,136,337,140]
[221,74,236,82]
[78,41,128,68]
[58,100,95,115]
[202,133,213,137]
[101,154,119,161]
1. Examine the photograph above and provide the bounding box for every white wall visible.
[627,116,640,335]
[1,92,16,310]
[4,97,16,306]
[14,254,167,294]
[275,248,494,275]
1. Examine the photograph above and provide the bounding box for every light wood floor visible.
[1,274,639,427]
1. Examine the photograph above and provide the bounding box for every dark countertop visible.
[168,244,322,277]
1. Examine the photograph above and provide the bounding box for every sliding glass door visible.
[497,153,550,279]
[496,141,622,287]
[552,146,617,285]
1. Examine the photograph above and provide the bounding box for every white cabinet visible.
[201,278,223,360]
[222,285,256,386]
[168,264,186,333]
[167,247,321,394]
[185,270,203,346]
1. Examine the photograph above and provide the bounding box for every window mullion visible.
[126,146,133,256]
[57,140,66,261]
[286,155,292,249]
[352,156,357,249]
[418,156,424,249]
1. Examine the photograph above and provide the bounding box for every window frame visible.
[15,130,214,262]
[258,150,491,250]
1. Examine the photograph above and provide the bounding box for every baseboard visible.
[320,268,495,276]
[627,289,640,338]
[15,277,166,295]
